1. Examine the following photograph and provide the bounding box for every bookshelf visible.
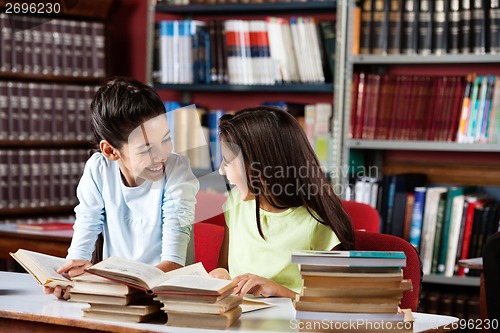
[334,0,500,307]
[147,0,342,180]
[0,0,114,221]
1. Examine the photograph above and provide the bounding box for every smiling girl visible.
[210,106,354,298]
[45,77,199,299]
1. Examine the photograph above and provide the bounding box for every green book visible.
[437,187,471,274]
[431,192,447,274]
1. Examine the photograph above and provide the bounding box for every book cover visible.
[387,0,403,54]
[448,0,461,53]
[432,0,448,55]
[88,301,161,316]
[291,250,406,268]
[16,221,74,231]
[490,0,500,53]
[471,0,486,54]
[360,0,373,54]
[371,0,389,54]
[417,0,432,55]
[159,295,242,314]
[437,187,471,274]
[82,308,162,323]
[401,0,418,54]
[165,305,242,329]
[460,0,472,53]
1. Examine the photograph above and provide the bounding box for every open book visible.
[86,256,235,296]
[9,249,73,288]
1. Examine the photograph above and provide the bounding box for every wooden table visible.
[0,271,459,333]
[0,224,73,260]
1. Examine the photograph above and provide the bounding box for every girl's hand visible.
[231,273,297,298]
[209,268,231,280]
[43,285,72,300]
[57,259,92,278]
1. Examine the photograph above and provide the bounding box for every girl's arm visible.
[209,226,230,279]
[217,225,229,269]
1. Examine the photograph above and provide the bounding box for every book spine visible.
[417,0,433,55]
[30,17,43,75]
[387,0,402,54]
[401,0,418,54]
[471,0,486,54]
[0,14,12,72]
[371,0,389,54]
[433,0,448,55]
[408,187,426,250]
[21,16,32,74]
[460,0,472,53]
[490,0,500,53]
[360,0,373,54]
[448,0,461,53]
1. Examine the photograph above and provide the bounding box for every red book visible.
[16,222,74,231]
[457,197,488,276]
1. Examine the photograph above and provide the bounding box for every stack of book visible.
[70,274,162,323]
[156,291,242,330]
[85,257,241,329]
[291,250,414,332]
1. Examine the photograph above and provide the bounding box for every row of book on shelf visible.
[0,216,75,229]
[419,290,480,320]
[350,73,500,143]
[153,17,335,85]
[0,149,88,210]
[350,173,500,277]
[0,14,106,77]
[164,101,333,171]
[355,0,500,55]
[0,81,97,142]
[10,248,413,331]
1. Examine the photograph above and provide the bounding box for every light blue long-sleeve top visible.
[67,152,199,266]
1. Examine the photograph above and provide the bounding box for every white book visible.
[419,187,447,275]
[444,194,465,277]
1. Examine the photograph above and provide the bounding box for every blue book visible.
[207,110,225,171]
[291,250,406,267]
[408,187,427,250]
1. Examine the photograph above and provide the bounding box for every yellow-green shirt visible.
[224,189,340,293]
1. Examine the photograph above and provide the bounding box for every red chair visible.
[193,191,227,272]
[341,200,380,233]
[354,231,422,312]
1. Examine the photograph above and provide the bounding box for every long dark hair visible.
[90,77,165,149]
[219,106,354,250]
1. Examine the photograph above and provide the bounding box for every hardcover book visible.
[291,250,406,267]
[86,257,235,296]
[9,249,73,288]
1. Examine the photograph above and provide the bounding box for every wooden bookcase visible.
[146,0,341,182]
[335,0,500,316]
[0,0,114,220]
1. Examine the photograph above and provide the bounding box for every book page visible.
[87,256,164,290]
[151,262,209,286]
[10,249,71,285]
[154,275,233,294]
[241,298,276,313]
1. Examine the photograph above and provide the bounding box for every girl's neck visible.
[258,196,288,213]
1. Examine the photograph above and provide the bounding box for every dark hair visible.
[219,106,354,250]
[90,77,165,149]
